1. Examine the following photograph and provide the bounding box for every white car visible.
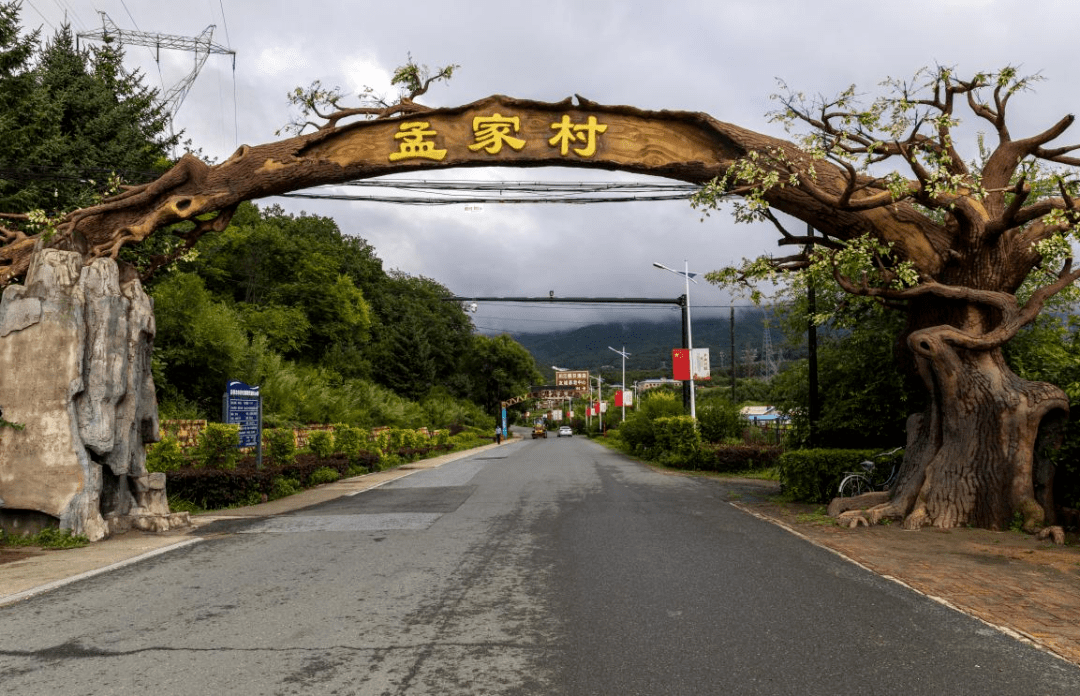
[557,426,573,438]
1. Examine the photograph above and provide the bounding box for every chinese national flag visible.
[672,349,691,380]
[615,390,624,407]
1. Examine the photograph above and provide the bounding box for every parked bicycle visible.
[837,447,903,497]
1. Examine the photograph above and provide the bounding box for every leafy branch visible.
[277,55,459,135]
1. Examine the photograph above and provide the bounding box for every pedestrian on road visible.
[494,426,502,444]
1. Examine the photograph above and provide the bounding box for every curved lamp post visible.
[653,261,698,420]
[608,346,631,421]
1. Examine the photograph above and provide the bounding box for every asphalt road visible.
[2,435,1080,695]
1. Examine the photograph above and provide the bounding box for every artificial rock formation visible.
[0,248,188,540]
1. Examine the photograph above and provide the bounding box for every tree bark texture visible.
[882,334,1067,530]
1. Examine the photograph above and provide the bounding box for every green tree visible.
[175,204,373,371]
[367,273,475,398]
[462,334,543,415]
[0,14,175,214]
[770,304,916,449]
[0,3,39,210]
[151,272,257,412]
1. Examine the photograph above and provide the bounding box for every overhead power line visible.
[280,179,702,205]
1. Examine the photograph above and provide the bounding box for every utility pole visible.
[807,223,820,446]
[609,346,631,421]
[730,304,736,400]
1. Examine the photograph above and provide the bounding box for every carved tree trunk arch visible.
[0,92,1074,536]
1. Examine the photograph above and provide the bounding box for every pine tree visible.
[0,10,177,214]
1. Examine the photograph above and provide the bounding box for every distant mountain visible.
[506,307,803,382]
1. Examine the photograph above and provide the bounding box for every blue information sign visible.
[223,380,261,448]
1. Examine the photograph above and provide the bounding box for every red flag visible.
[615,390,623,407]
[672,349,691,380]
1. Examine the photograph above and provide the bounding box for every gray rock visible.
[0,249,184,540]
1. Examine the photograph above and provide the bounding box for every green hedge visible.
[695,444,782,473]
[165,453,379,509]
[778,449,884,503]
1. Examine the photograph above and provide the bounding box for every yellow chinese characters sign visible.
[387,113,610,163]
[548,115,607,157]
[554,370,590,396]
[388,121,447,161]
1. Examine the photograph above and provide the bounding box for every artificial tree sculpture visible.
[2,64,1078,534]
[691,67,1080,533]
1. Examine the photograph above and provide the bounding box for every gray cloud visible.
[28,0,1080,333]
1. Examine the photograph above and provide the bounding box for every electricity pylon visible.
[78,12,236,120]
[762,319,781,379]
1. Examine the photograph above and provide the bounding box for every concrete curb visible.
[0,538,203,608]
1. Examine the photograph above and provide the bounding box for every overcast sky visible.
[19,0,1080,335]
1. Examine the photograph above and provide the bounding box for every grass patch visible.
[1,527,89,549]
[167,498,205,515]
[723,466,780,481]
[795,506,837,526]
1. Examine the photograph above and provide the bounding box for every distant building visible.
[636,378,682,392]
[741,405,789,426]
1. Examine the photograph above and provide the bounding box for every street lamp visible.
[608,346,631,421]
[653,260,698,420]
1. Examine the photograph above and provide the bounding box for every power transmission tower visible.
[761,317,781,379]
[741,347,758,378]
[78,12,236,120]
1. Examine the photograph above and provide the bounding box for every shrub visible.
[308,466,341,485]
[778,449,880,503]
[334,425,364,459]
[146,435,189,472]
[270,475,302,500]
[308,430,334,458]
[696,398,745,443]
[619,391,685,455]
[265,428,296,466]
[197,423,241,470]
[654,416,700,455]
[164,467,265,509]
